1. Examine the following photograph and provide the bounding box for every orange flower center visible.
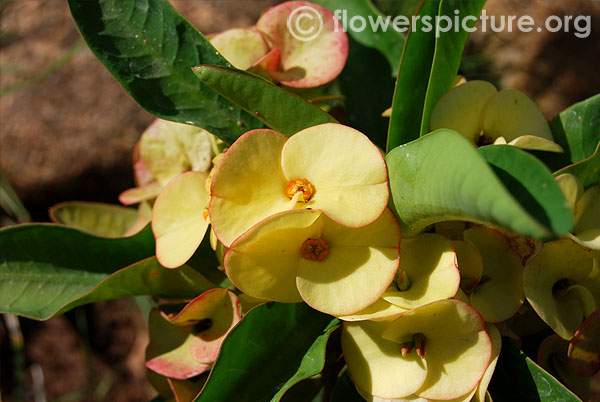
[301,238,329,261]
[285,178,314,202]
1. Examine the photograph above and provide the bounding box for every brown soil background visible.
[0,0,599,401]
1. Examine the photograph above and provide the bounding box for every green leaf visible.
[312,0,405,74]
[0,224,154,320]
[554,142,600,189]
[386,130,553,240]
[551,94,600,164]
[386,0,486,151]
[488,339,581,402]
[0,171,30,223]
[193,66,338,136]
[338,37,395,150]
[330,369,364,402]
[478,145,573,235]
[55,257,214,317]
[49,201,140,238]
[271,319,340,402]
[195,303,337,402]
[67,0,261,144]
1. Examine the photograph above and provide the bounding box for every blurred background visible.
[0,0,598,400]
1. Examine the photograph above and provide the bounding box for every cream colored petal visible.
[473,323,502,402]
[152,172,210,268]
[297,210,400,316]
[119,182,162,206]
[167,289,242,364]
[342,321,428,399]
[430,80,498,143]
[453,240,484,292]
[483,89,553,142]
[224,210,323,302]
[210,129,291,247]
[281,123,388,228]
[381,300,490,400]
[209,28,269,70]
[572,186,600,250]
[382,299,486,342]
[383,234,460,310]
[416,330,491,400]
[523,239,595,339]
[256,2,348,88]
[465,226,524,322]
[140,119,213,185]
[146,309,211,380]
[508,135,564,153]
[298,246,399,316]
[339,298,407,322]
[556,173,584,211]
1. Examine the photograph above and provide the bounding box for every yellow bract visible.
[224,208,400,316]
[152,172,210,268]
[210,123,389,247]
[382,233,460,309]
[523,239,596,340]
[343,300,491,400]
[430,81,561,152]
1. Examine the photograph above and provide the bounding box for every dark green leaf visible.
[0,224,154,320]
[338,37,395,150]
[271,319,340,401]
[330,369,365,402]
[478,145,573,235]
[554,142,600,189]
[195,303,337,402]
[67,0,261,144]
[386,130,553,239]
[312,0,405,74]
[551,94,600,164]
[386,0,486,151]
[489,339,581,402]
[193,66,337,136]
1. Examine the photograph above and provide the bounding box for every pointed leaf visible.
[386,130,552,239]
[195,303,337,402]
[193,66,337,136]
[0,224,154,320]
[387,0,487,151]
[67,0,261,144]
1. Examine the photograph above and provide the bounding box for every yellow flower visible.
[209,123,389,247]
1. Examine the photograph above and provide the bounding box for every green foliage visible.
[386,130,557,239]
[338,37,395,150]
[386,0,487,151]
[551,94,600,164]
[554,142,600,189]
[313,0,405,74]
[193,66,337,136]
[478,145,573,235]
[195,303,338,402]
[67,0,262,144]
[0,224,155,319]
[489,339,580,402]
